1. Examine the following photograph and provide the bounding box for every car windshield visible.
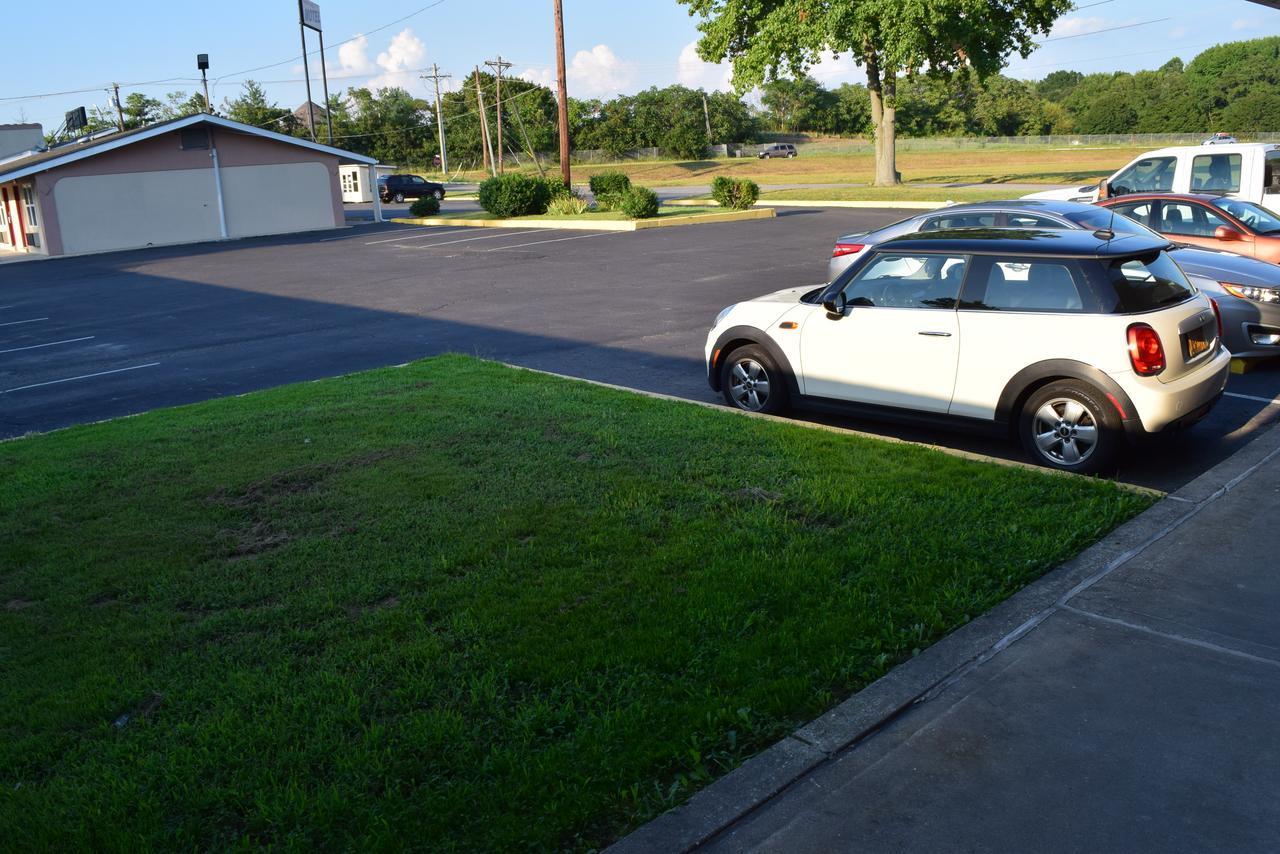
[1062,207,1159,238]
[1210,198,1280,234]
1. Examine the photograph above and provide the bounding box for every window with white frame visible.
[21,185,37,227]
[341,171,360,193]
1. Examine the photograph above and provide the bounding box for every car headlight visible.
[714,304,736,326]
[1221,283,1280,303]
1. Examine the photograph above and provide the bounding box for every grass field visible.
[427,145,1147,190]
[0,356,1152,850]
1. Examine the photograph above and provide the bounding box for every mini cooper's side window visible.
[841,253,967,309]
[961,257,1088,313]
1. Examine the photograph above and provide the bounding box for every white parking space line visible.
[0,335,95,355]
[364,228,475,245]
[393,229,549,249]
[0,317,48,328]
[1,362,160,394]
[489,231,623,251]
[1224,391,1280,406]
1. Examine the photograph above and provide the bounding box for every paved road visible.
[2,206,1278,492]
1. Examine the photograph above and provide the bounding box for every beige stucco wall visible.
[221,162,338,238]
[54,169,222,254]
[32,125,348,255]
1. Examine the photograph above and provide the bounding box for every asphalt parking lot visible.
[2,205,1278,492]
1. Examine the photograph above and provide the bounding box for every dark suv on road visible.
[378,174,446,203]
[758,143,798,159]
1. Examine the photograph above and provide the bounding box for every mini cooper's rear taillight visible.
[832,242,864,258]
[1127,323,1166,376]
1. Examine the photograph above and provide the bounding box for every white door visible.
[798,252,966,413]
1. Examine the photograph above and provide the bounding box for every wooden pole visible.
[554,0,571,187]
[474,67,496,177]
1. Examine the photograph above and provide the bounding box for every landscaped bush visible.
[547,192,591,216]
[409,196,440,217]
[593,192,623,212]
[541,176,572,199]
[710,176,760,210]
[620,186,660,219]
[588,171,631,197]
[478,173,552,218]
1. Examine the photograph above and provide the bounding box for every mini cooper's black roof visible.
[880,227,1172,258]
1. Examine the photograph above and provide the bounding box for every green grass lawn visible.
[759,186,1031,203]
[0,356,1152,850]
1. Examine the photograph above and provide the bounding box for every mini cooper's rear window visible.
[1106,251,1195,312]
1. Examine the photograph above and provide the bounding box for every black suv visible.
[378,174,446,203]
[758,143,798,159]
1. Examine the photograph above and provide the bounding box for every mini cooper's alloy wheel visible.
[720,346,787,414]
[1019,381,1119,474]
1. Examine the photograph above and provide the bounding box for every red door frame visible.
[0,187,17,247]
[13,183,29,248]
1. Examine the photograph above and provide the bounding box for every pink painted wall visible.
[33,126,346,255]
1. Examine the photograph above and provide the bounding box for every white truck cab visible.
[1025,143,1280,215]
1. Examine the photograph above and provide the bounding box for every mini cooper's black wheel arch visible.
[997,360,1142,440]
[709,327,801,397]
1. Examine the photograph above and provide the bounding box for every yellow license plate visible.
[1188,335,1209,357]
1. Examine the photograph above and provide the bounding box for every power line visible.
[1042,16,1173,42]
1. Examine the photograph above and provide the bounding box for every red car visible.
[1097,193,1280,264]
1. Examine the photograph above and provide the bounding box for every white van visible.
[1024,143,1280,214]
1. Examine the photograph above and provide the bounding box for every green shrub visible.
[593,191,624,212]
[409,196,441,217]
[478,173,551,218]
[548,193,591,216]
[589,171,631,197]
[541,176,572,199]
[620,186,660,219]
[710,176,760,210]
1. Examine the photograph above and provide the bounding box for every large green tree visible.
[222,81,292,130]
[678,0,1071,184]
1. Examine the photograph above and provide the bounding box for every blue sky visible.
[3,0,1278,131]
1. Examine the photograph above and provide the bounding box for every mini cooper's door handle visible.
[918,331,952,337]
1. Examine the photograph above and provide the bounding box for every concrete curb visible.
[390,207,774,231]
[663,198,953,210]
[605,418,1280,853]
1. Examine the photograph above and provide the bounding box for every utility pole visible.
[474,67,496,176]
[421,64,451,176]
[553,0,571,187]
[484,56,512,173]
[112,83,124,131]
[702,93,713,141]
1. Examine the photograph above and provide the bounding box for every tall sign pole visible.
[297,0,317,140]
[197,55,212,113]
[484,56,512,173]
[421,64,451,176]
[317,29,333,143]
[553,0,571,186]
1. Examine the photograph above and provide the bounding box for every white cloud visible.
[337,34,374,75]
[676,40,734,91]
[366,28,427,91]
[519,44,637,99]
[1049,16,1108,38]
[1169,25,1190,39]
[1232,17,1260,31]
[806,51,865,85]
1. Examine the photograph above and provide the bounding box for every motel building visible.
[0,114,380,258]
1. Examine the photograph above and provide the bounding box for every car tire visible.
[720,345,788,415]
[433,189,444,200]
[787,151,796,158]
[1018,381,1120,474]
[394,192,405,203]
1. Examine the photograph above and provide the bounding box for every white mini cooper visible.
[706,228,1231,473]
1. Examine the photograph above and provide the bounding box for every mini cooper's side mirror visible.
[822,292,847,317]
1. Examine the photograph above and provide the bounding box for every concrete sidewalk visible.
[613,424,1280,853]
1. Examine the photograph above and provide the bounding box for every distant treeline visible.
[71,36,1278,168]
